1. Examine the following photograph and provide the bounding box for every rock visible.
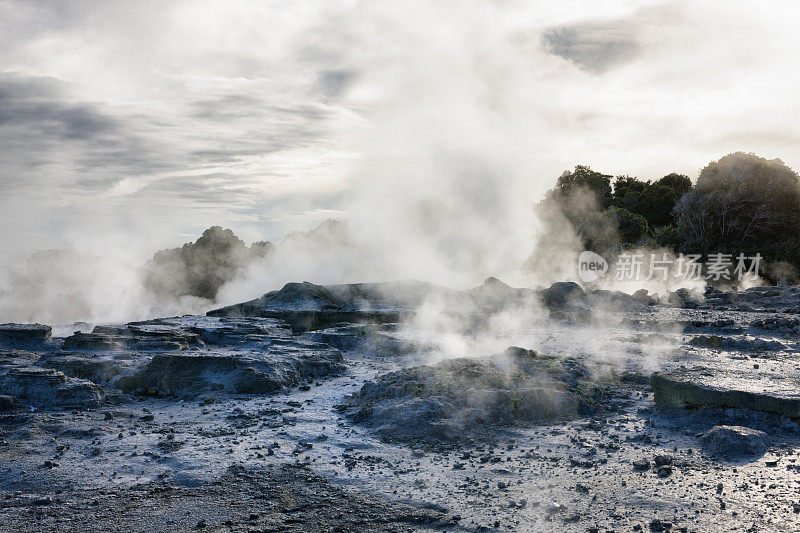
[665,288,703,308]
[651,366,800,417]
[503,346,537,360]
[470,277,536,308]
[206,280,457,331]
[0,323,52,348]
[118,340,344,396]
[588,290,650,311]
[0,366,117,408]
[62,333,120,351]
[632,289,652,304]
[649,518,672,531]
[688,335,785,352]
[654,455,673,466]
[719,286,800,312]
[63,326,201,351]
[304,324,411,354]
[0,394,17,410]
[699,425,768,458]
[337,348,606,446]
[41,355,128,385]
[540,282,586,308]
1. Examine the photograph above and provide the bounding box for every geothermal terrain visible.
[1,280,800,532]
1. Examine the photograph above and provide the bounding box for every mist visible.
[3,1,800,323]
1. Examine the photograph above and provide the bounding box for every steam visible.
[2,1,799,324]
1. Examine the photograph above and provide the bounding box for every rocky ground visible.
[1,280,800,531]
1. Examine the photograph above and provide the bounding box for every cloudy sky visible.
[2,0,799,264]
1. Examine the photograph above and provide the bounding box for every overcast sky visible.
[2,0,799,261]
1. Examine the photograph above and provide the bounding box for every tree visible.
[554,165,613,210]
[577,206,650,253]
[656,173,692,195]
[673,152,800,258]
[612,173,693,229]
[143,227,272,301]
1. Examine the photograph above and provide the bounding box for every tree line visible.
[542,152,800,282]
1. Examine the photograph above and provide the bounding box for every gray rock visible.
[587,289,650,311]
[699,425,768,458]
[206,280,458,332]
[688,335,785,352]
[337,348,605,446]
[470,277,537,309]
[117,340,344,396]
[0,394,17,410]
[652,366,800,417]
[665,288,704,308]
[63,326,201,351]
[0,366,116,408]
[41,355,129,385]
[540,282,586,308]
[632,289,653,304]
[0,323,52,348]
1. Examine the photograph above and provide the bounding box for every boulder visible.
[337,348,606,446]
[587,290,650,311]
[632,289,651,304]
[665,288,704,309]
[699,425,768,458]
[688,335,785,352]
[206,281,429,332]
[540,282,586,308]
[0,394,17,410]
[42,354,129,384]
[470,277,536,308]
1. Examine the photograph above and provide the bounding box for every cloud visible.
[1,0,800,314]
[542,20,643,74]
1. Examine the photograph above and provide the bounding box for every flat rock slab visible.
[117,340,345,396]
[652,366,800,417]
[206,281,451,332]
[62,328,202,352]
[0,323,52,348]
[0,366,119,408]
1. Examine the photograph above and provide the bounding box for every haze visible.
[2,0,799,312]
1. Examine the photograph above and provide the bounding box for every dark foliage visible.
[143,226,272,301]
[554,165,613,210]
[673,153,800,266]
[612,173,691,228]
